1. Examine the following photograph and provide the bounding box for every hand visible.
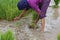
[14,16,20,21]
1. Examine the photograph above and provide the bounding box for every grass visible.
[54,0,60,8]
[57,33,60,40]
[0,30,14,40]
[32,10,38,21]
[0,0,20,21]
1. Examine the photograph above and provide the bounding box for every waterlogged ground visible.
[0,7,60,40]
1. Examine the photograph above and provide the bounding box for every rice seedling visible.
[0,30,14,40]
[57,33,60,40]
[32,10,38,21]
[54,0,60,8]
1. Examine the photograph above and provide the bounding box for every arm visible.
[28,2,41,16]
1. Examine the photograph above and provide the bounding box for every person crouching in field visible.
[14,0,51,32]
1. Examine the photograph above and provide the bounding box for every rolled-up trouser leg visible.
[39,0,51,19]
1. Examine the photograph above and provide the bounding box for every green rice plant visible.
[0,2,6,19]
[32,10,38,21]
[0,30,14,40]
[54,0,60,8]
[57,33,60,40]
[0,0,21,21]
[0,33,1,40]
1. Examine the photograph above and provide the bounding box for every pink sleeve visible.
[29,2,41,14]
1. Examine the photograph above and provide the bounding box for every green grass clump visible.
[54,0,60,8]
[32,10,38,21]
[57,33,60,40]
[0,0,21,21]
[0,30,14,40]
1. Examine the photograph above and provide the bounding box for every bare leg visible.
[40,18,45,32]
[18,9,27,18]
[14,8,27,21]
[30,12,45,32]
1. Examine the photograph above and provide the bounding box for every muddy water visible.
[0,7,60,40]
[52,8,59,20]
[44,7,60,40]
